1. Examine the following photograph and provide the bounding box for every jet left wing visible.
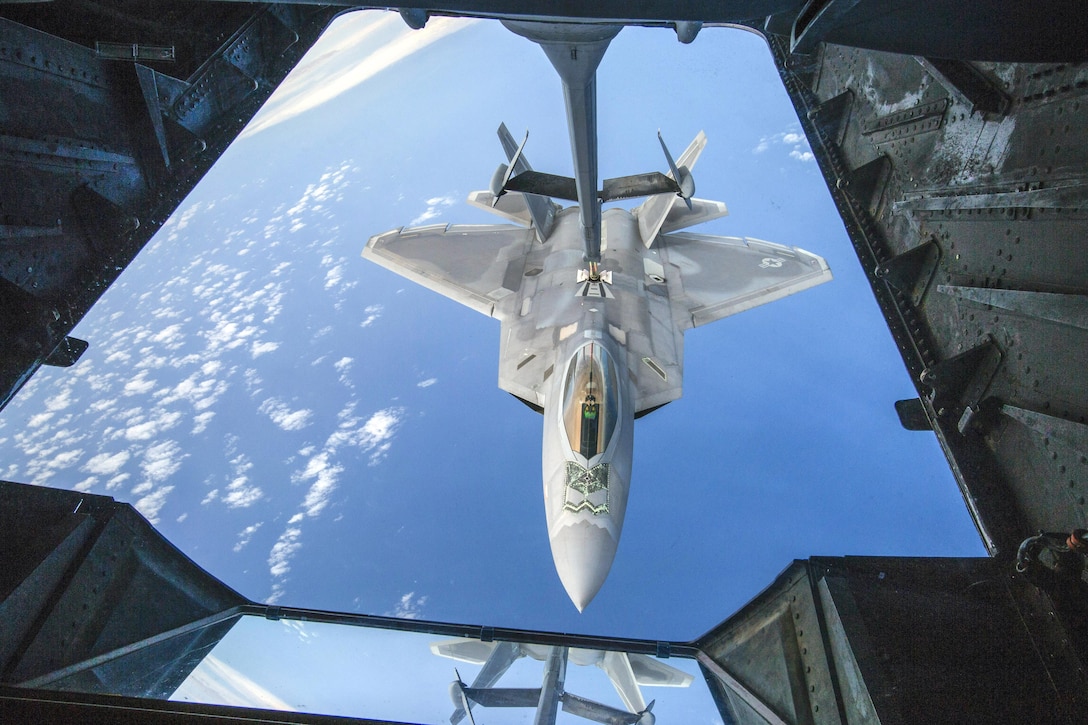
[364,224,535,319]
[658,233,832,329]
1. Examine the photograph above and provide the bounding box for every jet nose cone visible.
[550,520,618,611]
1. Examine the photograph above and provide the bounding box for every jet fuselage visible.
[531,207,647,610]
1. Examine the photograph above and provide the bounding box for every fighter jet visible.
[363,21,832,611]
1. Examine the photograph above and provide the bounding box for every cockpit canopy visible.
[561,342,619,462]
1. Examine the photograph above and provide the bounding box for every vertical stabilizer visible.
[636,131,707,246]
[497,122,557,241]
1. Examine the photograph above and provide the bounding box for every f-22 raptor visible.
[363,21,832,611]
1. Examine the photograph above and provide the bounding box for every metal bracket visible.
[135,65,191,168]
[876,238,940,307]
[1001,404,1088,460]
[838,154,891,218]
[919,336,1003,433]
[862,98,949,144]
[895,398,931,431]
[806,89,853,147]
[70,185,139,260]
[96,42,176,63]
[937,285,1088,332]
[916,57,1010,117]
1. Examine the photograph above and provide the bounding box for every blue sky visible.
[0,14,986,713]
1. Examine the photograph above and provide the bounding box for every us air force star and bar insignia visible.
[563,461,610,514]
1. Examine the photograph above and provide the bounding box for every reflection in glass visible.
[166,615,721,723]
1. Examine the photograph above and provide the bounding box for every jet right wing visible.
[364,223,535,319]
[658,233,832,330]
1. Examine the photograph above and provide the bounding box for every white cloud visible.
[124,409,182,441]
[360,304,383,328]
[268,526,303,579]
[49,448,84,470]
[123,371,156,396]
[134,485,174,524]
[753,128,815,162]
[259,398,313,431]
[417,378,437,388]
[359,407,404,466]
[83,450,130,476]
[27,412,54,428]
[324,264,344,290]
[74,476,98,492]
[150,323,185,350]
[44,388,75,412]
[264,403,406,602]
[222,476,263,508]
[142,440,186,483]
[334,357,354,387]
[192,411,215,435]
[251,341,280,358]
[202,489,219,505]
[409,195,456,226]
[389,591,428,620]
[234,523,263,552]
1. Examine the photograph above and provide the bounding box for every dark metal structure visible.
[2,1,1087,722]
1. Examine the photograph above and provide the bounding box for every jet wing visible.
[658,233,832,330]
[364,224,535,319]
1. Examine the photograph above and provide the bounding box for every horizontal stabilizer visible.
[505,170,578,202]
[600,172,679,202]
[431,638,497,665]
[468,189,534,227]
[658,198,729,234]
[627,653,695,687]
